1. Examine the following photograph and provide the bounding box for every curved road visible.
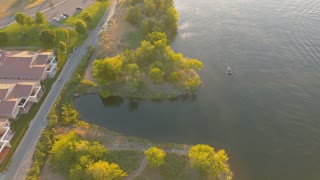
[1,0,118,179]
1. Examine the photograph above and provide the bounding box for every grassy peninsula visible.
[92,0,203,98]
[24,0,233,179]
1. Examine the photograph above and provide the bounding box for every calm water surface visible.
[75,0,320,179]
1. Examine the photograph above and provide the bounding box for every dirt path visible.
[75,125,191,179]
[124,157,147,180]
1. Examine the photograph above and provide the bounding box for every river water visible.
[75,0,320,179]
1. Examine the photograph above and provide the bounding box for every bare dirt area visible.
[39,163,66,180]
[85,0,137,82]
[96,1,138,58]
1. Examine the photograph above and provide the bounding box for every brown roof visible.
[0,89,9,101]
[0,80,39,118]
[0,101,16,117]
[0,118,8,123]
[33,54,49,65]
[8,84,33,99]
[0,56,46,80]
[0,50,54,80]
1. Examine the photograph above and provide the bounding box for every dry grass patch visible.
[0,0,46,19]
[97,1,141,58]
[25,0,46,9]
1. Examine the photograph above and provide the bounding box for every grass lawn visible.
[136,153,201,180]
[63,1,109,30]
[125,30,145,49]
[0,23,87,49]
[0,23,88,68]
[105,150,144,174]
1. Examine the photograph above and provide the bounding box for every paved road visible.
[1,0,118,179]
[0,0,95,28]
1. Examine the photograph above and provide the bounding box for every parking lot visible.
[46,0,95,23]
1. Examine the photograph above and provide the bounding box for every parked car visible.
[63,13,69,17]
[52,17,59,21]
[76,7,83,10]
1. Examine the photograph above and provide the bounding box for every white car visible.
[52,17,60,21]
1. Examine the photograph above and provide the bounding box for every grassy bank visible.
[63,1,109,29]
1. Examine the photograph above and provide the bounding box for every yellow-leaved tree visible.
[188,144,233,180]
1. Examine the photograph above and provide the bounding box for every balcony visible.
[18,98,27,107]
[47,56,57,65]
[29,86,42,103]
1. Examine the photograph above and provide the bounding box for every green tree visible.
[59,41,67,54]
[140,18,161,35]
[188,144,215,173]
[88,141,108,161]
[183,72,201,91]
[127,6,141,25]
[135,40,155,64]
[184,59,203,71]
[15,12,27,26]
[168,71,181,83]
[92,56,123,84]
[143,0,156,17]
[149,67,164,83]
[146,32,167,55]
[25,16,34,26]
[82,12,93,23]
[129,0,143,5]
[39,30,56,45]
[63,29,70,40]
[163,6,178,34]
[146,31,167,47]
[144,147,166,167]
[86,160,127,180]
[35,11,46,24]
[61,104,79,125]
[124,63,140,77]
[50,131,80,174]
[0,32,8,45]
[75,20,87,34]
[188,144,233,179]
[211,149,233,180]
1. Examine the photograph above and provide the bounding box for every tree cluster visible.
[50,131,127,180]
[26,106,58,180]
[61,104,79,125]
[93,32,202,91]
[126,0,178,36]
[15,11,46,26]
[75,20,88,34]
[39,29,56,45]
[188,144,233,180]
